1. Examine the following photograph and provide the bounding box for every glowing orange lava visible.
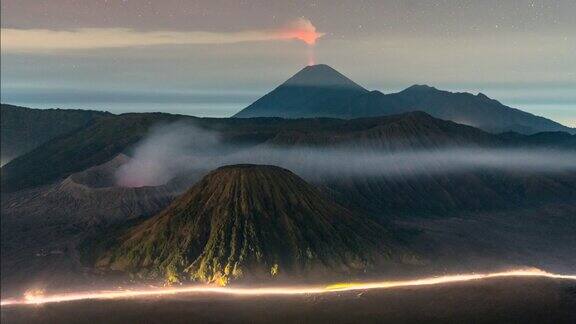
[1,269,574,306]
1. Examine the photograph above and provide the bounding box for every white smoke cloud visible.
[1,18,324,52]
[226,147,576,180]
[115,121,220,187]
[115,122,576,187]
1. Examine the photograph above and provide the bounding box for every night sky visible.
[1,0,574,126]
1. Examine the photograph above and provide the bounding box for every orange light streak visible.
[1,269,574,307]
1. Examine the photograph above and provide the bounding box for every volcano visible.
[96,164,416,285]
[233,65,573,134]
[233,64,368,118]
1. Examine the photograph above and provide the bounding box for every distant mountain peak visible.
[282,64,366,90]
[233,66,572,134]
[233,64,368,118]
[401,84,439,93]
[476,92,491,100]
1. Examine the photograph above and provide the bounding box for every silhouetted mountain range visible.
[234,65,573,135]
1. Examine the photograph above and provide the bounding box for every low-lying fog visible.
[115,121,576,187]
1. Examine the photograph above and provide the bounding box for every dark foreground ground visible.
[2,277,575,324]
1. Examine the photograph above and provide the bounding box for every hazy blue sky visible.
[1,0,574,126]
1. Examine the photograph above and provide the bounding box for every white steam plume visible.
[2,18,324,52]
[115,122,576,187]
[115,121,219,187]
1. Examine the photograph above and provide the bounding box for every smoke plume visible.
[115,122,220,187]
[2,19,324,52]
[115,122,576,187]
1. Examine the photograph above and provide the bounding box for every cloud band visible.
[1,18,324,52]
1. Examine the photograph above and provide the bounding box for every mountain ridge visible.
[0,103,111,164]
[233,65,573,134]
[3,110,573,193]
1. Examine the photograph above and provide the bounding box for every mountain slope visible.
[364,85,572,134]
[234,64,368,118]
[255,114,576,215]
[96,165,416,284]
[1,112,184,192]
[1,154,180,293]
[3,109,573,217]
[263,111,502,149]
[0,111,502,192]
[233,65,573,134]
[0,104,110,164]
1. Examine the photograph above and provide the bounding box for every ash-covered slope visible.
[97,165,416,285]
[1,154,176,227]
[1,154,181,293]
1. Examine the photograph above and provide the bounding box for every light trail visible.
[1,268,575,306]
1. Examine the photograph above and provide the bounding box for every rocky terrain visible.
[96,165,418,285]
[0,155,182,294]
